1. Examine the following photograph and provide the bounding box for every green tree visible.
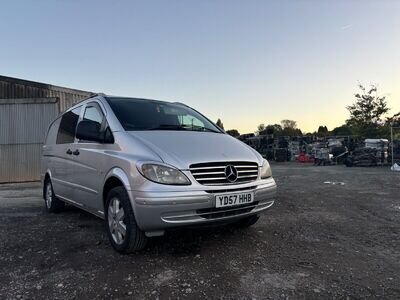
[281,119,301,136]
[378,112,400,139]
[386,112,400,127]
[281,119,297,129]
[346,84,389,137]
[216,118,224,130]
[317,125,329,137]
[226,129,240,137]
[332,125,353,136]
[266,124,283,136]
[257,123,265,134]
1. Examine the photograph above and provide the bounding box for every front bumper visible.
[129,178,277,232]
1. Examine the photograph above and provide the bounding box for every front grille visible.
[196,202,259,219]
[189,161,259,185]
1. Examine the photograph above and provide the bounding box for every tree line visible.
[219,84,400,139]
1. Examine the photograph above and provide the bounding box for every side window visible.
[56,107,81,144]
[45,117,61,145]
[83,105,103,125]
[79,103,114,143]
[179,114,205,128]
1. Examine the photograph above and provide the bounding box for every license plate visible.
[215,192,254,208]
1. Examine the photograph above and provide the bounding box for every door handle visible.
[66,149,72,155]
[72,149,80,156]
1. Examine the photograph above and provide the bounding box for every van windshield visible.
[106,97,221,133]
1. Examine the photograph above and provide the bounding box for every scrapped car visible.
[41,94,277,253]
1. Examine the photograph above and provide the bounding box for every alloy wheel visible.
[46,182,53,208]
[108,197,126,245]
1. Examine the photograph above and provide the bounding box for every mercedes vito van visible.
[41,94,276,253]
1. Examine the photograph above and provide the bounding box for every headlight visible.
[138,163,191,185]
[260,159,272,179]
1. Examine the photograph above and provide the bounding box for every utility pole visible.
[391,126,394,166]
[391,126,400,167]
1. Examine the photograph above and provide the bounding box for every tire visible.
[105,186,147,254]
[44,179,65,213]
[235,215,260,228]
[344,158,353,167]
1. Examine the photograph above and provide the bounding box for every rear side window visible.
[45,118,61,145]
[56,107,81,144]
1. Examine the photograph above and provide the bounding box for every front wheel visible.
[105,186,147,253]
[44,179,65,213]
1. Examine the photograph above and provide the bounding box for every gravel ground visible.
[0,163,399,299]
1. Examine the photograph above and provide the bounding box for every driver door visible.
[69,102,113,213]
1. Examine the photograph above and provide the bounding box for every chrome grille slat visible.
[235,165,259,168]
[190,166,226,170]
[190,171,225,176]
[196,177,227,181]
[189,161,259,186]
[237,175,258,179]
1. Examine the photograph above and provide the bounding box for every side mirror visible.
[76,120,102,143]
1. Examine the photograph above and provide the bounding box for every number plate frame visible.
[214,191,255,208]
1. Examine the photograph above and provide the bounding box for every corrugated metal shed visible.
[0,75,93,183]
[0,98,59,182]
[0,75,93,112]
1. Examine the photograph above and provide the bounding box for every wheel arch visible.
[42,170,53,200]
[103,167,133,209]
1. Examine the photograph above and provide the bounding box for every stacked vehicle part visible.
[365,139,389,165]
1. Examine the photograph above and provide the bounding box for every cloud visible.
[340,24,352,30]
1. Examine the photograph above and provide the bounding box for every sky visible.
[1,0,399,133]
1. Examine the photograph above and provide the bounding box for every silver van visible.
[41,94,277,253]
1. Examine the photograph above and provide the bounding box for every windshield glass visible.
[106,97,221,133]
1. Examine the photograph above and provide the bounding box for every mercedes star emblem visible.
[224,165,238,182]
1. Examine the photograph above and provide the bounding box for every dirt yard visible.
[0,164,399,299]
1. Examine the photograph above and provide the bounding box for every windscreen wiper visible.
[147,124,186,130]
[182,125,221,133]
[148,124,220,133]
